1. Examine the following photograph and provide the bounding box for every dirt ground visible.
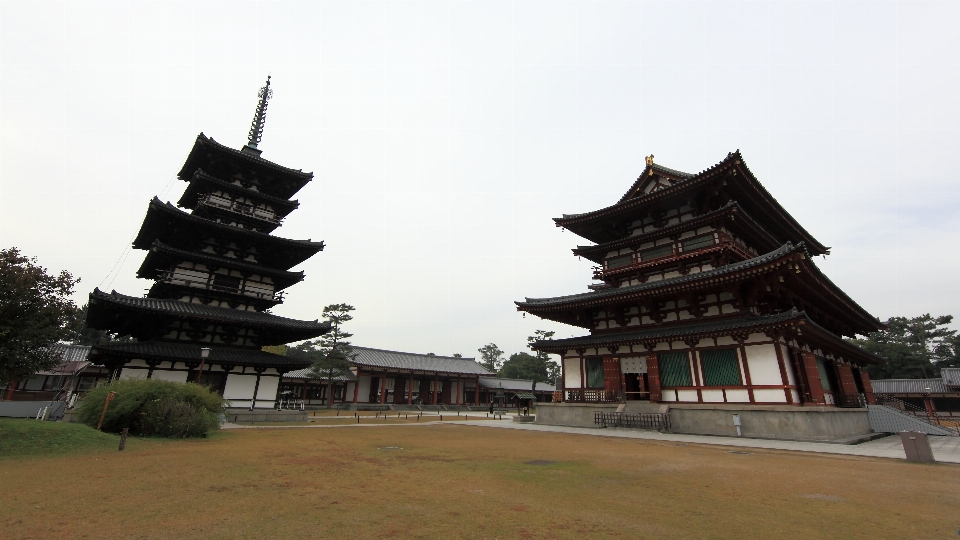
[2,424,958,539]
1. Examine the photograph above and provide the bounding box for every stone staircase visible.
[867,405,959,436]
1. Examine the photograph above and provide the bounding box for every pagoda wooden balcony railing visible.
[197,194,283,226]
[156,270,284,303]
[592,231,756,281]
[565,389,623,403]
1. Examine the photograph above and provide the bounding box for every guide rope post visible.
[97,391,117,431]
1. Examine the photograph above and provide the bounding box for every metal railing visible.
[565,389,623,403]
[197,194,283,226]
[592,231,756,280]
[875,394,960,435]
[595,412,671,431]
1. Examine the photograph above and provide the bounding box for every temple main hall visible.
[84,77,327,409]
[517,153,885,441]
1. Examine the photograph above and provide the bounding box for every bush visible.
[77,379,225,438]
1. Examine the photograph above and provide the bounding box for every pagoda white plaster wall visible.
[119,367,149,380]
[676,389,698,402]
[152,370,188,383]
[254,376,280,407]
[744,344,782,385]
[563,358,581,389]
[223,374,258,402]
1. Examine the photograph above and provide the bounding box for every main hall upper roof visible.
[555,152,828,255]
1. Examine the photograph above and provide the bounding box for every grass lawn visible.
[0,418,162,458]
[1,423,958,539]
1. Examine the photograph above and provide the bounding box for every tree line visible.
[477,330,560,394]
[850,314,959,380]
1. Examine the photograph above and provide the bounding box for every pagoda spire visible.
[244,75,273,154]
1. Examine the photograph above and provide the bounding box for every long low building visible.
[278,347,493,407]
[872,368,960,418]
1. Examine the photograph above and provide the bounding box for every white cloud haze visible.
[2,1,958,358]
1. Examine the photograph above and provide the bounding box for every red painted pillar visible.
[352,377,360,403]
[3,380,18,401]
[407,376,413,405]
[646,354,661,402]
[432,377,438,405]
[379,375,387,404]
[474,377,479,405]
[859,370,876,404]
[801,353,826,405]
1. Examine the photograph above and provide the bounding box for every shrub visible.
[77,379,224,438]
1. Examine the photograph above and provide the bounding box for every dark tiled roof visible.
[519,243,803,309]
[871,379,949,394]
[349,347,492,376]
[137,240,305,290]
[179,133,313,179]
[36,344,93,376]
[572,201,779,262]
[89,288,330,333]
[134,199,323,266]
[555,152,828,255]
[282,367,358,381]
[89,341,310,369]
[478,377,556,392]
[617,162,696,204]
[943,368,960,388]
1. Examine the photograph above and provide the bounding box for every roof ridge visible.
[352,345,477,362]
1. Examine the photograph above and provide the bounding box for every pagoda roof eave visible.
[87,288,331,345]
[572,201,780,263]
[347,346,492,377]
[133,198,324,269]
[177,170,300,215]
[88,341,311,371]
[554,152,829,255]
[518,242,883,335]
[177,133,313,181]
[518,243,806,310]
[136,240,305,290]
[530,310,882,366]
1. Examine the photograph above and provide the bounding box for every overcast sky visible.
[2,1,958,359]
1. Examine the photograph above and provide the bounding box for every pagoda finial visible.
[645,154,654,166]
[244,75,273,153]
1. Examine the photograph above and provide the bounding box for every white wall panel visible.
[744,344,782,385]
[223,374,258,402]
[753,389,787,403]
[701,389,724,403]
[563,358,582,389]
[255,376,280,406]
[676,390,699,402]
[119,368,149,380]
[356,376,371,403]
[152,370,188,383]
[725,389,750,402]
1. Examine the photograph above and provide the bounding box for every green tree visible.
[0,248,80,384]
[292,304,356,408]
[851,314,957,379]
[526,329,558,395]
[477,343,504,373]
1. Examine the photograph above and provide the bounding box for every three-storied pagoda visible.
[85,77,330,409]
[517,153,885,438]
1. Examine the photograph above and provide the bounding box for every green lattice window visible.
[606,254,633,269]
[658,352,691,387]
[682,234,715,252]
[640,244,674,261]
[585,358,604,388]
[700,349,742,386]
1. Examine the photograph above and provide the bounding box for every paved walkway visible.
[222,419,960,464]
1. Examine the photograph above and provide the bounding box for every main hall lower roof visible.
[88,341,311,370]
